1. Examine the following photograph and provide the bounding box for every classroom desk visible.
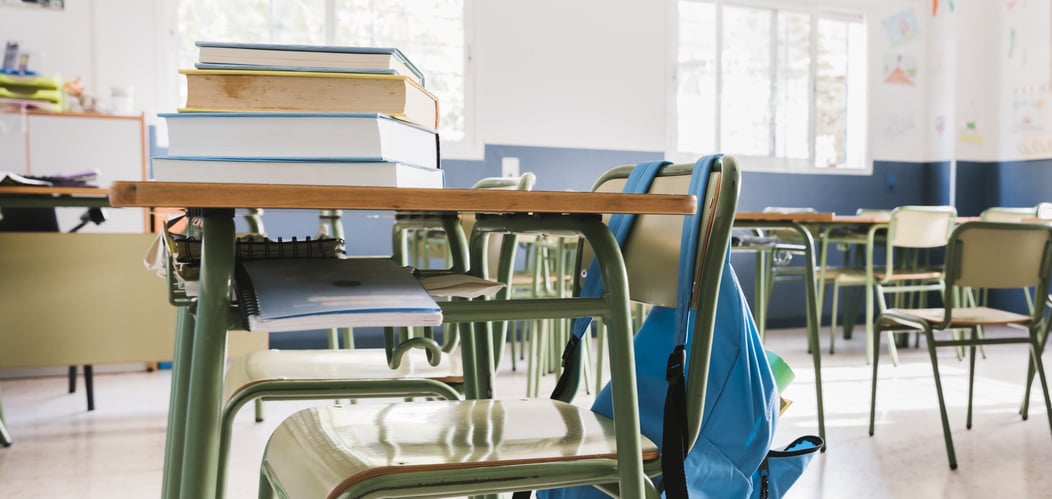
[733,212,834,445]
[109,181,697,499]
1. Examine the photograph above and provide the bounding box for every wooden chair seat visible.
[260,399,660,498]
[878,306,1031,328]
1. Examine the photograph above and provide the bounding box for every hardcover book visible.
[180,68,439,130]
[160,112,439,169]
[150,156,445,189]
[234,257,442,332]
[195,41,425,85]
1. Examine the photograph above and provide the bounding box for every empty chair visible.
[869,221,1052,469]
[828,206,956,364]
[256,157,740,498]
[980,206,1038,223]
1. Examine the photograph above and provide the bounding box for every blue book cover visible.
[235,258,442,332]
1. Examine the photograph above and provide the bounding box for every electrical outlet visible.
[501,157,520,178]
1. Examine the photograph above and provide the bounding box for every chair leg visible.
[68,365,77,393]
[967,338,977,430]
[923,328,958,470]
[0,386,11,447]
[1020,317,1050,417]
[1028,342,1052,436]
[84,365,95,411]
[258,469,276,499]
[829,281,840,355]
[869,323,881,436]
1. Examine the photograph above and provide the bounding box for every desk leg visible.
[179,210,235,499]
[581,219,645,497]
[161,305,196,499]
[795,224,827,446]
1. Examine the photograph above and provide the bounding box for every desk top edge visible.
[0,186,109,197]
[108,181,697,215]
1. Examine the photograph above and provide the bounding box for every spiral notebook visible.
[233,257,442,332]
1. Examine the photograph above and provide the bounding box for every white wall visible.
[473,0,668,152]
[0,0,174,124]
[1,0,1049,164]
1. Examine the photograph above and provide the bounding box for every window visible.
[175,0,472,152]
[674,1,867,171]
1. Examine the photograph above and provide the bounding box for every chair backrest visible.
[462,172,538,274]
[947,222,1052,291]
[585,157,741,440]
[942,222,1052,325]
[980,206,1036,223]
[886,205,956,248]
[1036,202,1052,220]
[587,160,737,308]
[470,172,537,191]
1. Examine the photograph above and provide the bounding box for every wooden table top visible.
[108,181,698,215]
[0,186,109,197]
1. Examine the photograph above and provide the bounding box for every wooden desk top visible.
[735,212,836,223]
[108,181,697,215]
[0,186,109,197]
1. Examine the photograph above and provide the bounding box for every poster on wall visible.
[883,54,917,86]
[882,9,921,46]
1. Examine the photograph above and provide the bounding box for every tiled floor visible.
[0,325,1049,498]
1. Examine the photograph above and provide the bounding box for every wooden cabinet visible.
[0,110,148,232]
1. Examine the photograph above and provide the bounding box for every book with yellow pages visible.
[180,67,439,130]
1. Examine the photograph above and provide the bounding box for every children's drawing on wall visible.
[1012,89,1047,131]
[931,0,955,17]
[958,101,985,145]
[879,100,916,141]
[935,115,946,136]
[882,9,921,46]
[883,54,917,86]
[1016,138,1052,156]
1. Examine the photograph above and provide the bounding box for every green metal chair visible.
[869,221,1052,469]
[255,158,741,498]
[213,176,536,498]
[828,206,956,364]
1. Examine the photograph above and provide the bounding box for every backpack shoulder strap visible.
[549,159,670,401]
[662,154,722,498]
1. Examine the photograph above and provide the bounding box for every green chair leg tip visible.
[256,417,264,423]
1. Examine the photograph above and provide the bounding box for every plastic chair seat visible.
[260,399,660,498]
[223,349,464,403]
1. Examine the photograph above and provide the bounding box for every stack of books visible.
[153,42,444,188]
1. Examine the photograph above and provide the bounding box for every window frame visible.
[667,0,871,174]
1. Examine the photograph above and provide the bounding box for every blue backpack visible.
[534,156,822,498]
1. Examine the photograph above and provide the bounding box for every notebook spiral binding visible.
[168,234,346,264]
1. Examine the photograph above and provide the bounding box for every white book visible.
[161,113,439,169]
[151,156,444,189]
[195,41,426,85]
